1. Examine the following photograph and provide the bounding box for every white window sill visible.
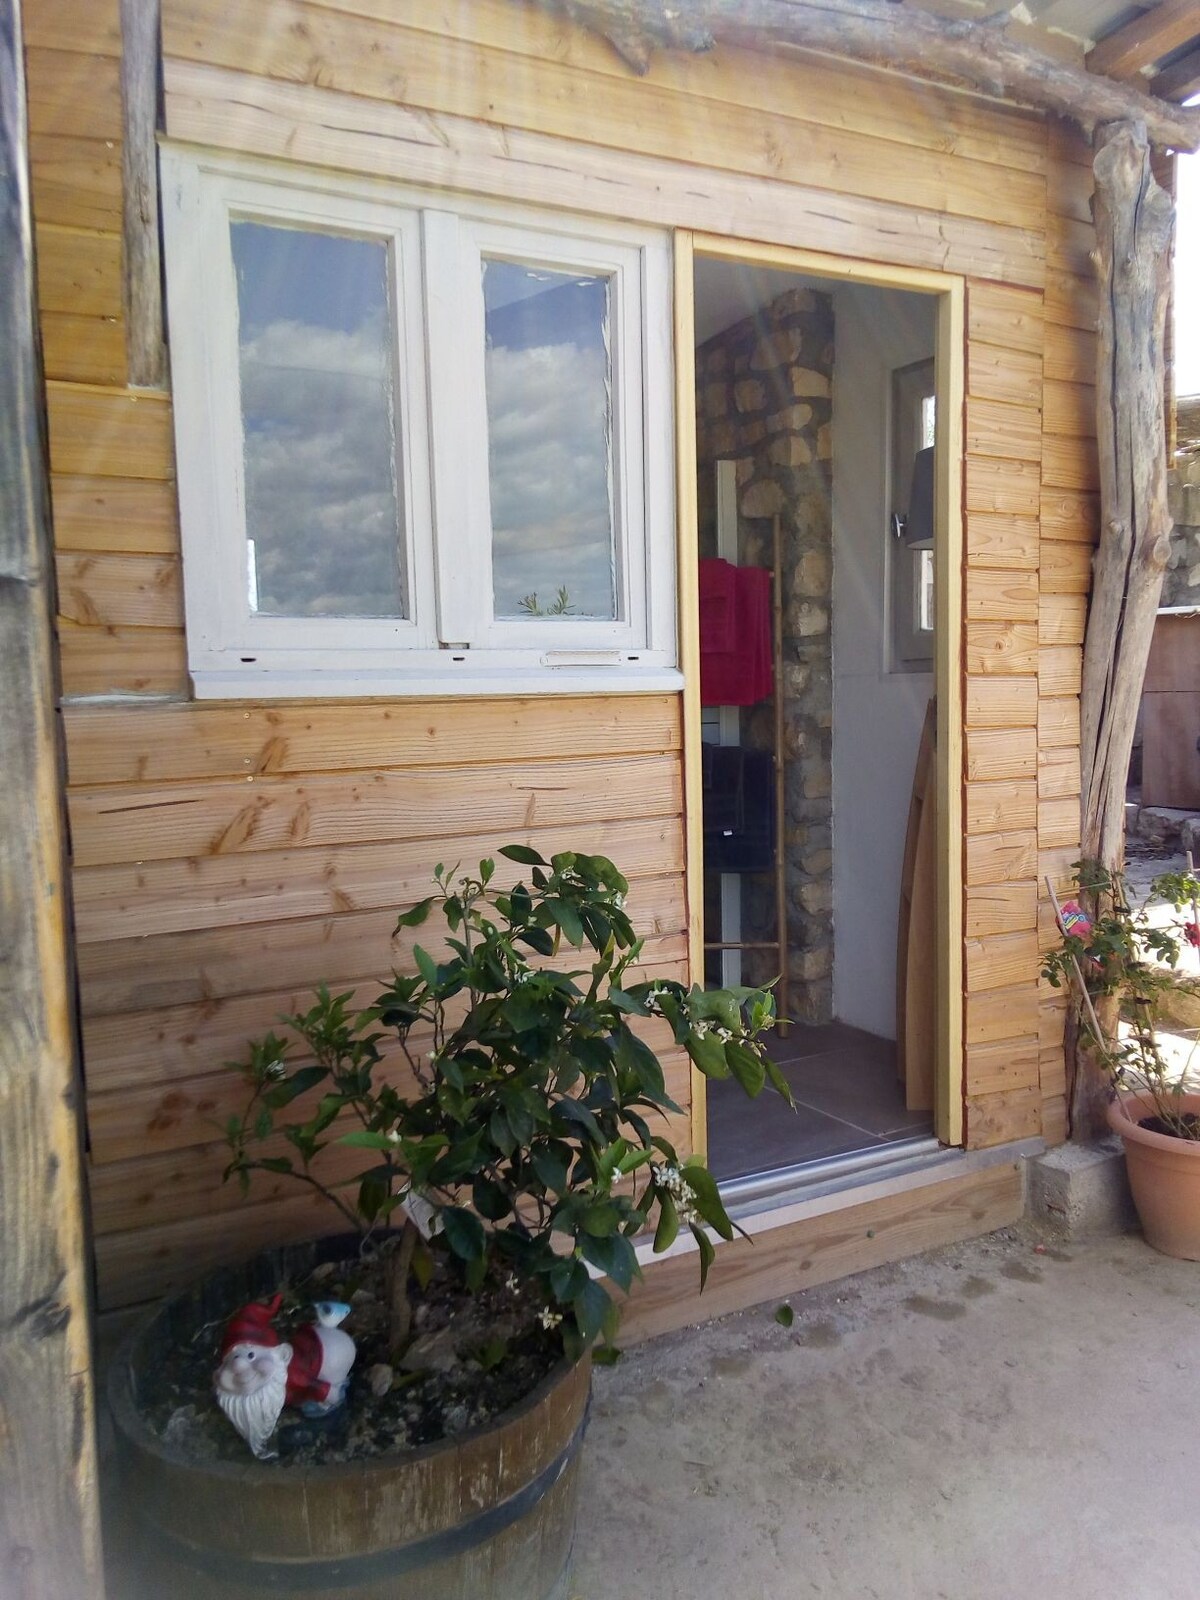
[189,666,686,700]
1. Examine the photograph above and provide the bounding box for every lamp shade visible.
[905,445,935,548]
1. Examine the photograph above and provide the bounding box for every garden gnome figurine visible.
[213,1295,356,1458]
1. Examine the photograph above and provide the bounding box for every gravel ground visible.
[570,1223,1200,1600]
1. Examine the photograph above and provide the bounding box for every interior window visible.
[890,357,936,671]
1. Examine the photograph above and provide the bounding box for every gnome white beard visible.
[214,1349,289,1459]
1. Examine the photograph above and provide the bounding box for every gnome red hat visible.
[220,1294,283,1356]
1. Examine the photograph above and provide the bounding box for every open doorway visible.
[690,250,955,1188]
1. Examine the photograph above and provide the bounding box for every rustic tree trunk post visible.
[0,0,105,1591]
[529,0,1200,150]
[119,0,167,388]
[1073,119,1174,1139]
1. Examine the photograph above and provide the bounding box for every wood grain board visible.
[17,0,1118,1305]
[619,1162,1025,1344]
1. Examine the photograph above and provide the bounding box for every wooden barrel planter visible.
[107,1238,591,1600]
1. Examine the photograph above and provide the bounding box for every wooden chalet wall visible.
[23,0,1098,1308]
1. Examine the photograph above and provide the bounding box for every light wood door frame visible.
[676,230,965,1157]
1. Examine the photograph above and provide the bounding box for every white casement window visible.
[160,149,677,697]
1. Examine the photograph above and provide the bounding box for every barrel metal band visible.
[146,1403,589,1591]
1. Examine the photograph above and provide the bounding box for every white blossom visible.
[651,1161,699,1227]
[539,1306,563,1330]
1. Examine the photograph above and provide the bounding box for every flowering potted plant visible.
[1043,859,1200,1257]
[109,845,790,1598]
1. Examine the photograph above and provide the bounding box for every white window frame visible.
[161,146,679,698]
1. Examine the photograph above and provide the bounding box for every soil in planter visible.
[139,1251,564,1469]
[1139,1113,1200,1138]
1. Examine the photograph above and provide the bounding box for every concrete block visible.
[1028,1137,1137,1238]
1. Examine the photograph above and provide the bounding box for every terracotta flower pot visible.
[1107,1091,1200,1260]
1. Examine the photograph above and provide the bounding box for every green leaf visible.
[338,1129,402,1150]
[549,1255,590,1302]
[615,1029,667,1099]
[572,1277,613,1343]
[395,897,435,929]
[591,1344,623,1366]
[263,1063,327,1109]
[519,926,556,957]
[654,1191,679,1253]
[725,1039,766,1098]
[681,1163,735,1241]
[580,1231,640,1292]
[689,1222,715,1291]
[357,1172,389,1222]
[686,1031,730,1079]
[553,1098,603,1142]
[532,1144,571,1194]
[617,1146,654,1176]
[763,1055,797,1110]
[255,1156,295,1176]
[542,898,585,948]
[774,1303,795,1327]
[489,1107,516,1156]
[440,1206,487,1262]
[411,1241,435,1292]
[608,986,650,1016]
[472,1175,512,1221]
[413,944,439,989]
[580,1202,621,1237]
[499,843,547,866]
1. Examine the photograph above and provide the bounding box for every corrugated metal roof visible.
[1025,1,1151,50]
[911,2,1197,65]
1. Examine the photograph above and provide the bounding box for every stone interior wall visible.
[695,286,835,1022]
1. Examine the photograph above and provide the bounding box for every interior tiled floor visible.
[707,1020,933,1182]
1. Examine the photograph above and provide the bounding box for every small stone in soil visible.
[278,1405,352,1457]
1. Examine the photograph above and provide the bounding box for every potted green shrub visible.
[109,845,791,1598]
[1044,860,1200,1258]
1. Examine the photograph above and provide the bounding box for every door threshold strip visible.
[718,1136,945,1218]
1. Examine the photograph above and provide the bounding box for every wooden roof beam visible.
[1086,1,1200,84]
[528,0,1200,149]
[1152,45,1200,104]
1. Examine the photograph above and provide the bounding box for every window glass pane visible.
[231,221,404,619]
[482,259,616,621]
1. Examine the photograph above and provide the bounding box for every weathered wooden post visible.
[0,0,105,1592]
[1074,119,1175,1138]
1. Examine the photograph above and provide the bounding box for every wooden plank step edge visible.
[617,1141,1036,1343]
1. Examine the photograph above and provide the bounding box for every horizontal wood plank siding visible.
[1032,122,1094,1146]
[23,0,1103,1304]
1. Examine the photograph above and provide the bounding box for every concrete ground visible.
[569,1225,1200,1600]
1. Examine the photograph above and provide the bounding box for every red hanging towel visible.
[699,560,773,707]
[698,556,736,653]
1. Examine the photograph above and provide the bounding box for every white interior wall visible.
[831,284,936,1038]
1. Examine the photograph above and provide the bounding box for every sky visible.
[482,262,616,619]
[232,220,405,620]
